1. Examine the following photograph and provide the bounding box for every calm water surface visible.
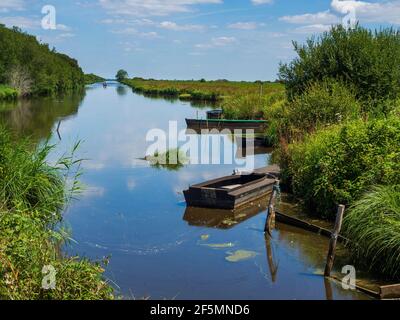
[0,82,369,300]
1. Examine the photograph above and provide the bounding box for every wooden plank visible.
[324,205,345,277]
[380,284,400,299]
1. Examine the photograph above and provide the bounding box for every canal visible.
[0,82,369,299]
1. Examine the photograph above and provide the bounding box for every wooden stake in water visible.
[265,180,279,236]
[324,205,345,277]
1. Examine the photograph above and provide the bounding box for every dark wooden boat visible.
[183,197,268,229]
[185,118,267,134]
[206,109,223,119]
[183,172,276,209]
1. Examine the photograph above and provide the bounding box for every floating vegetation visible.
[221,219,238,226]
[201,243,235,249]
[200,234,210,241]
[145,148,188,171]
[225,250,258,262]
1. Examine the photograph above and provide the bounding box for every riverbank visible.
[122,78,284,103]
[0,85,18,100]
[0,128,114,299]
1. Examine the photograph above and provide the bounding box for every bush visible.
[343,185,400,279]
[222,94,265,120]
[279,25,400,115]
[0,85,18,100]
[280,117,400,218]
[0,209,113,299]
[281,79,360,141]
[0,128,114,299]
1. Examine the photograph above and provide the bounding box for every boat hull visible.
[185,119,267,134]
[183,173,276,209]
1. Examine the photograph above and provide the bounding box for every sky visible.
[1,0,399,81]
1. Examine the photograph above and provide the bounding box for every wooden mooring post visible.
[264,180,280,236]
[324,205,345,277]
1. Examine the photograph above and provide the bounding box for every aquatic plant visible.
[146,148,188,171]
[343,185,400,279]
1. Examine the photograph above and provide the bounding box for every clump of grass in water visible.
[0,127,114,299]
[146,148,188,171]
[343,185,400,279]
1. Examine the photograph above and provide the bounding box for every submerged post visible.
[324,205,345,277]
[264,180,280,236]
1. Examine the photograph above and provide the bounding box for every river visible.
[0,82,369,300]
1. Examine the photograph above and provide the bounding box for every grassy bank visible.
[0,85,18,100]
[0,128,114,299]
[268,25,400,279]
[123,78,284,103]
[343,185,400,279]
[85,73,106,85]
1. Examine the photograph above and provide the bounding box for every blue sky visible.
[1,0,399,80]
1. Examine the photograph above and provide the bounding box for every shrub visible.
[223,94,266,120]
[280,117,400,218]
[279,25,400,115]
[343,185,400,279]
[283,79,360,141]
[0,209,113,299]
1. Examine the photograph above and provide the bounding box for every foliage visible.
[279,117,400,218]
[279,25,400,115]
[116,69,128,82]
[0,209,113,300]
[0,25,85,96]
[343,185,400,279]
[222,94,266,120]
[146,148,188,171]
[123,78,284,103]
[269,79,361,142]
[84,73,105,85]
[0,85,18,100]
[0,128,114,299]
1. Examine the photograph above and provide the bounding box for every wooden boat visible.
[183,172,276,209]
[206,109,223,120]
[183,197,268,229]
[185,118,267,134]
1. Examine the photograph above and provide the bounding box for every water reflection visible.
[116,85,127,96]
[0,92,85,142]
[184,198,268,229]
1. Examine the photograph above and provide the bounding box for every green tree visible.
[116,69,128,82]
[279,25,400,115]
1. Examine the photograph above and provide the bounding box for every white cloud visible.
[0,16,39,29]
[159,21,205,31]
[293,24,333,34]
[281,0,400,32]
[0,0,25,12]
[112,27,160,38]
[280,10,339,25]
[195,36,237,49]
[251,0,273,5]
[99,0,223,17]
[228,21,259,30]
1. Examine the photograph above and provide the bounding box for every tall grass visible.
[123,78,284,103]
[0,128,114,299]
[0,85,18,100]
[343,185,400,279]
